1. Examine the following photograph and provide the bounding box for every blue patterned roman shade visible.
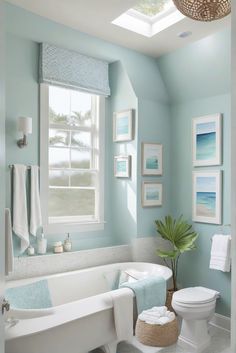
[39,43,110,96]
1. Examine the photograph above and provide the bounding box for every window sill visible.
[43,220,105,234]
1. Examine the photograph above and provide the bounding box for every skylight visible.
[112,0,185,38]
[133,0,172,18]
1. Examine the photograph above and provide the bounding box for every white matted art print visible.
[192,114,222,167]
[114,155,131,178]
[113,109,133,142]
[142,182,162,207]
[192,171,222,224]
[142,143,163,176]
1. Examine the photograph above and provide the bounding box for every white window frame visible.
[40,83,105,234]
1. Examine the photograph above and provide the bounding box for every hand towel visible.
[5,208,14,276]
[12,164,29,253]
[120,275,166,314]
[210,234,231,272]
[30,165,42,236]
[110,288,133,342]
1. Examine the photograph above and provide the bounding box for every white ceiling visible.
[6,0,231,57]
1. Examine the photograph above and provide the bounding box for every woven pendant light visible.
[172,0,231,22]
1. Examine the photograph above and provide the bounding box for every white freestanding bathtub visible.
[5,262,172,353]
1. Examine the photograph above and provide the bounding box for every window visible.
[40,84,104,233]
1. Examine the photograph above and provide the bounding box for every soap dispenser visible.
[64,233,72,252]
[37,230,47,255]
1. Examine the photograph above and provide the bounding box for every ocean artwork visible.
[196,121,216,161]
[196,176,216,218]
[116,160,127,173]
[116,116,129,136]
[146,187,159,201]
[146,156,159,170]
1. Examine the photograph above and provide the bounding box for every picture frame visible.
[114,155,131,178]
[192,114,222,167]
[113,109,133,142]
[142,143,163,176]
[142,182,163,207]
[192,171,222,224]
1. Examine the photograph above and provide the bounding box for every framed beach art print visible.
[113,109,133,142]
[142,143,163,176]
[142,182,162,207]
[114,155,131,178]
[192,171,222,224]
[192,114,222,166]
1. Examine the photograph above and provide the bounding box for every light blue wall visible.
[158,29,231,316]
[109,61,138,245]
[158,29,230,104]
[137,99,171,237]
[5,3,171,254]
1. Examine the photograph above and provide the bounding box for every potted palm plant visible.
[155,215,198,310]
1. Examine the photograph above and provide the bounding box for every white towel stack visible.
[210,234,231,272]
[138,306,175,325]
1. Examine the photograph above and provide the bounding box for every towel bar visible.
[8,164,39,170]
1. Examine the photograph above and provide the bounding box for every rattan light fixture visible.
[172,0,231,22]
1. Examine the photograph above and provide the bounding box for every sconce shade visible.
[173,0,231,22]
[18,117,32,135]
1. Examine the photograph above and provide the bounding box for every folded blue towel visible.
[120,275,166,314]
[6,279,52,309]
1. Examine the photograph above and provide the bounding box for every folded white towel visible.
[111,288,133,342]
[138,306,175,325]
[12,164,29,253]
[5,208,14,276]
[30,165,42,236]
[210,234,231,272]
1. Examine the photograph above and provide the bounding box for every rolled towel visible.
[138,306,175,325]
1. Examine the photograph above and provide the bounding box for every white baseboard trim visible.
[209,313,231,332]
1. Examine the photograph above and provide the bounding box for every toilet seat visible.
[173,286,219,305]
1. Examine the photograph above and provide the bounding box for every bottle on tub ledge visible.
[63,233,72,252]
[37,230,48,255]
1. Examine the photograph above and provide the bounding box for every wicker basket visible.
[135,317,179,347]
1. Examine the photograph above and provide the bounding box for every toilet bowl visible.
[172,286,220,352]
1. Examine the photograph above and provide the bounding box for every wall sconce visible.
[17,117,32,148]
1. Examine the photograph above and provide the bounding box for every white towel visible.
[210,234,231,272]
[12,164,29,253]
[30,165,42,236]
[138,306,175,325]
[110,288,133,342]
[5,208,14,276]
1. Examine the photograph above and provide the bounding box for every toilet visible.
[172,286,220,352]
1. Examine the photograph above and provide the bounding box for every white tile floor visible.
[117,326,230,353]
[92,325,230,353]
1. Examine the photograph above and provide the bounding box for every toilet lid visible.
[173,287,218,304]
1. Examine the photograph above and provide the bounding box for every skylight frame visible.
[112,4,185,38]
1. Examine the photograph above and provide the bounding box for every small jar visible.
[63,234,72,252]
[53,241,63,254]
[27,245,35,256]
